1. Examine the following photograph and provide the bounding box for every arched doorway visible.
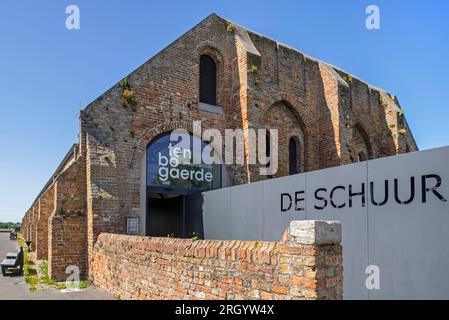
[145,131,222,238]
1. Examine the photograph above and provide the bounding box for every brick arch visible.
[260,96,308,137]
[132,120,229,233]
[196,42,225,67]
[262,98,307,176]
[130,120,228,171]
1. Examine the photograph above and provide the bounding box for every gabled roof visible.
[83,12,402,113]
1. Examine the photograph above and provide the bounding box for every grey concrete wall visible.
[202,146,449,299]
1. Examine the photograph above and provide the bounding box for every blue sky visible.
[0,0,448,222]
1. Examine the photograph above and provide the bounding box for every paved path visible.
[0,233,113,300]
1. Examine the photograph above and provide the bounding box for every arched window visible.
[146,131,222,191]
[266,132,273,179]
[199,55,217,105]
[289,138,298,175]
[266,132,271,159]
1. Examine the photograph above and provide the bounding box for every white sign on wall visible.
[126,218,139,235]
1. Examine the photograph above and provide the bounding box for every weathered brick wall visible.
[247,32,330,178]
[316,63,345,167]
[352,125,371,161]
[26,211,30,240]
[48,157,87,281]
[28,207,36,248]
[49,213,87,281]
[264,101,305,177]
[20,13,418,282]
[32,203,39,247]
[92,220,343,300]
[78,14,417,257]
[81,14,241,255]
[21,212,28,239]
[22,214,26,238]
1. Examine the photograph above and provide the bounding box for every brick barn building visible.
[21,14,417,280]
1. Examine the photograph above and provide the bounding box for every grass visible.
[56,283,67,290]
[15,233,93,292]
[38,260,92,291]
[17,233,27,252]
[24,271,38,292]
[25,275,38,284]
[56,279,91,290]
[39,261,55,286]
[79,279,92,289]
[15,233,38,292]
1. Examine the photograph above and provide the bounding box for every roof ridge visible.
[214,13,395,97]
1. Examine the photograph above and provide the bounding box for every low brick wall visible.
[92,220,343,300]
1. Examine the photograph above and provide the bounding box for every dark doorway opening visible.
[146,195,183,238]
[146,191,204,239]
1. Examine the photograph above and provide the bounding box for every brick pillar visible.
[26,212,30,241]
[280,220,343,300]
[28,208,35,246]
[28,210,32,242]
[36,186,55,260]
[32,203,39,250]
[25,212,29,240]
[48,157,87,281]
[22,213,27,239]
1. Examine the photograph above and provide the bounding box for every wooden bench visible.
[6,252,18,259]
[1,247,24,276]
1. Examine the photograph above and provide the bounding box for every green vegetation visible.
[56,283,67,290]
[0,222,20,231]
[79,279,92,289]
[57,279,92,290]
[38,260,92,291]
[119,77,137,110]
[39,261,55,286]
[191,232,200,241]
[23,262,38,292]
[226,21,234,33]
[19,235,38,292]
[15,233,92,293]
[25,274,38,292]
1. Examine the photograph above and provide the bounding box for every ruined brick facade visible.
[21,14,417,281]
